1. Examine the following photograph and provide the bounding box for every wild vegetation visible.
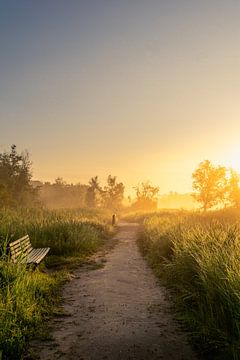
[2,145,240,359]
[0,146,115,359]
[36,175,125,211]
[0,145,125,211]
[129,181,160,211]
[0,207,113,359]
[138,210,240,359]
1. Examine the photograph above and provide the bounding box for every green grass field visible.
[0,207,113,360]
[137,209,240,359]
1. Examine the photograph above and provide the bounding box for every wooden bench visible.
[9,235,50,265]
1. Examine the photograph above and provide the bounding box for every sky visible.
[1,0,240,194]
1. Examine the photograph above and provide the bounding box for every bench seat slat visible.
[27,248,49,261]
[27,248,43,262]
[27,248,50,264]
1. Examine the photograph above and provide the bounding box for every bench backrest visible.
[9,235,33,263]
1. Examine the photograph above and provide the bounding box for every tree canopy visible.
[192,160,227,211]
[0,145,37,207]
[131,181,160,211]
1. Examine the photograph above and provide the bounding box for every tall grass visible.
[0,207,112,256]
[140,210,240,359]
[0,207,113,359]
[0,257,63,359]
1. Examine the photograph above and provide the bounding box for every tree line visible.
[0,145,160,211]
[1,145,240,212]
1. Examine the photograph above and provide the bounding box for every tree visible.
[0,145,37,207]
[85,176,102,208]
[101,175,124,210]
[192,160,227,211]
[131,181,160,211]
[54,177,67,186]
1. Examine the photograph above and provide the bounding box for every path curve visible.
[33,223,198,360]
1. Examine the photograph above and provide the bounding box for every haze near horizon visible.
[1,0,240,193]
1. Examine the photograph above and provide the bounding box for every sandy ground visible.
[31,223,198,360]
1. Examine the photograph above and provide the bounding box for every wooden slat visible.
[28,248,42,262]
[21,241,32,253]
[21,244,32,253]
[29,248,47,262]
[20,239,31,249]
[35,248,50,264]
[11,248,22,257]
[9,243,21,251]
[11,248,21,256]
[27,248,50,264]
[9,235,29,247]
[20,237,31,246]
[9,236,31,259]
[20,236,30,243]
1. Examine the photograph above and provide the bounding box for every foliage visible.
[101,175,124,211]
[85,176,102,208]
[131,181,159,211]
[34,175,125,211]
[140,210,240,359]
[37,178,88,209]
[192,160,227,211]
[0,145,37,208]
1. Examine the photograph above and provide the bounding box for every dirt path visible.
[32,223,198,360]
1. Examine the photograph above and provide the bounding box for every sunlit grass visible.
[0,207,113,359]
[0,258,65,359]
[139,210,240,359]
[0,207,113,256]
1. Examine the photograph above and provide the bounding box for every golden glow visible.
[1,2,240,195]
[214,144,240,173]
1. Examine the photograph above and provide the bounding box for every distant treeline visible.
[33,175,125,210]
[1,146,240,212]
[0,145,160,211]
[35,178,160,211]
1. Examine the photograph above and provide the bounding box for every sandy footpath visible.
[31,223,198,360]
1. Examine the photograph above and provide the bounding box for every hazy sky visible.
[1,1,240,194]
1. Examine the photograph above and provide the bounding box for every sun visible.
[224,145,240,170]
